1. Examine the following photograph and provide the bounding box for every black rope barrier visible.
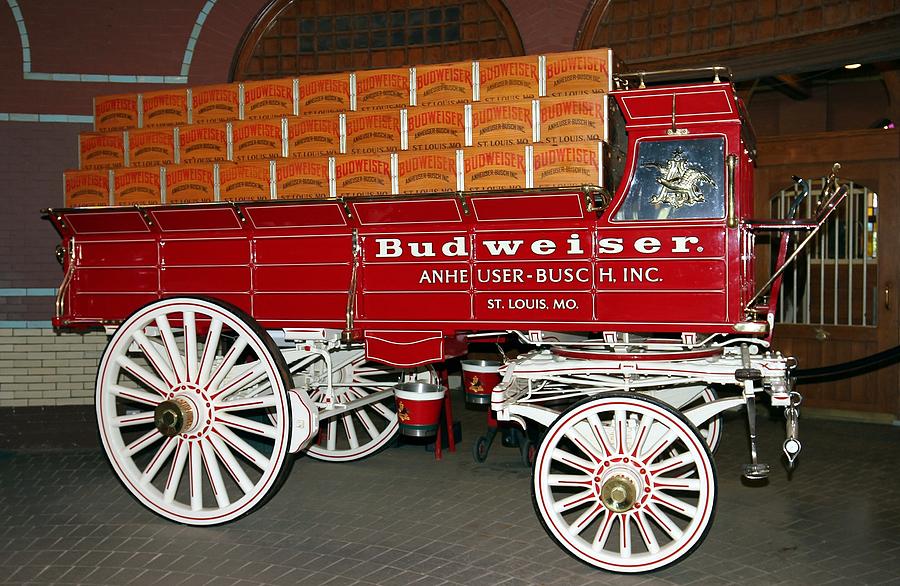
[793,344,900,384]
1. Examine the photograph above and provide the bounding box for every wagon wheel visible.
[306,352,436,462]
[96,297,293,526]
[532,393,717,573]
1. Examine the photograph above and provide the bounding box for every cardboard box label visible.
[396,151,457,194]
[79,132,126,170]
[355,68,409,110]
[407,105,465,151]
[333,154,392,196]
[479,56,539,102]
[275,158,329,200]
[544,49,612,96]
[129,128,176,167]
[539,95,606,144]
[64,169,110,207]
[532,143,604,188]
[287,116,341,157]
[164,163,216,204]
[298,74,351,114]
[471,102,533,148]
[415,62,472,105]
[94,94,139,131]
[231,120,283,161]
[464,148,527,191]
[218,162,271,202]
[243,79,295,119]
[191,84,240,123]
[178,124,229,163]
[346,112,402,154]
[113,168,162,206]
[142,89,188,127]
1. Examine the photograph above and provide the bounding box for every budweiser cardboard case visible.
[128,128,176,167]
[242,79,296,120]
[286,116,342,157]
[190,84,240,124]
[538,95,607,144]
[414,61,473,106]
[345,111,402,154]
[141,89,188,128]
[163,163,216,204]
[532,142,606,189]
[478,56,540,102]
[231,119,284,161]
[332,154,392,197]
[464,147,527,191]
[218,161,272,202]
[470,101,534,148]
[543,48,613,96]
[275,158,330,200]
[395,150,459,194]
[113,168,162,206]
[354,68,410,110]
[79,132,126,170]
[298,74,351,115]
[406,105,466,151]
[177,123,229,164]
[64,169,111,207]
[93,93,139,132]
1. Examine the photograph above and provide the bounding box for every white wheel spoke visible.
[619,515,632,559]
[591,508,616,551]
[189,441,203,511]
[553,489,596,514]
[651,492,697,518]
[208,433,255,495]
[114,411,155,427]
[641,429,677,465]
[216,395,277,413]
[197,318,223,386]
[125,428,163,457]
[354,407,379,439]
[163,439,188,504]
[564,426,604,464]
[111,384,163,407]
[183,311,198,383]
[142,436,178,483]
[212,362,268,401]
[635,510,661,555]
[130,331,177,388]
[653,477,701,492]
[646,503,683,541]
[326,419,337,451]
[156,315,186,384]
[570,503,606,535]
[212,425,271,471]
[547,474,593,488]
[216,412,277,439]
[551,448,596,475]
[207,337,249,393]
[116,356,168,397]
[342,415,360,450]
[200,439,230,509]
[649,452,694,475]
[586,414,614,457]
[613,409,626,454]
[629,412,656,457]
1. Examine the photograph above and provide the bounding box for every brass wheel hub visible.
[154,397,195,437]
[601,474,638,513]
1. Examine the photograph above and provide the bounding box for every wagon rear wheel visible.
[306,352,436,462]
[96,297,293,525]
[532,393,717,573]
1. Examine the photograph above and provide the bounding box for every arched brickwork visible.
[575,0,900,78]
[231,0,525,80]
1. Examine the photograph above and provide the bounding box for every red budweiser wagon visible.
[46,66,846,573]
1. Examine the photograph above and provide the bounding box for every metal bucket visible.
[460,359,502,405]
[394,382,446,437]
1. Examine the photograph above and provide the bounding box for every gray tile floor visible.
[1,397,899,585]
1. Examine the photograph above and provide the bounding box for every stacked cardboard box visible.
[65,49,615,207]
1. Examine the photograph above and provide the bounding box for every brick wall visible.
[0,328,107,407]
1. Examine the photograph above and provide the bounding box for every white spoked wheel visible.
[532,393,717,573]
[306,351,436,462]
[96,297,293,526]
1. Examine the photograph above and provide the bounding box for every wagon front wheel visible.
[96,297,293,525]
[532,393,717,573]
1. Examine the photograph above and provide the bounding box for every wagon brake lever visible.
[739,344,770,480]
